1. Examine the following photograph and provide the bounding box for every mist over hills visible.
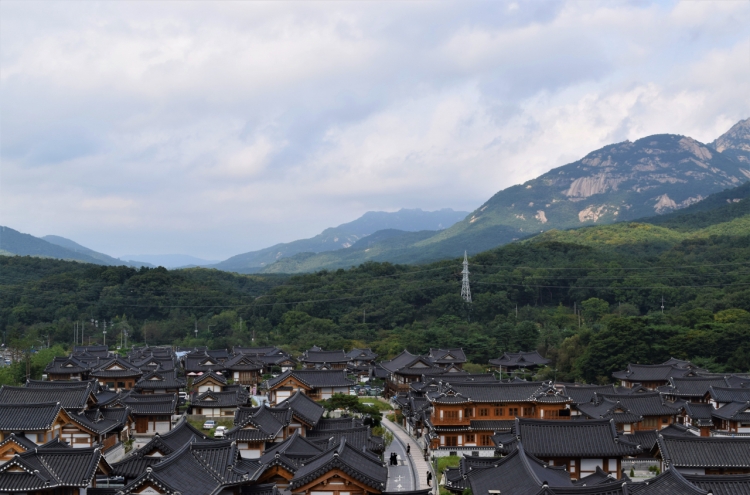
[212,208,469,273]
[261,118,750,273]
[120,254,219,269]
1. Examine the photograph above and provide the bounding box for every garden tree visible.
[513,321,539,352]
[321,394,383,426]
[581,298,610,324]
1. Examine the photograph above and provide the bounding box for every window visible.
[661,417,669,424]
[465,434,475,443]
[480,435,493,446]
[74,437,89,444]
[546,409,560,418]
[642,417,659,428]
[117,382,126,389]
[445,436,458,447]
[445,410,459,420]
[495,408,504,416]
[464,408,474,418]
[106,381,115,389]
[479,408,489,417]
[508,407,519,417]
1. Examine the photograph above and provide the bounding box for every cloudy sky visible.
[1,1,749,260]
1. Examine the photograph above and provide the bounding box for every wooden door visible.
[136,416,149,433]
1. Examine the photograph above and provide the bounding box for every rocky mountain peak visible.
[712,118,750,163]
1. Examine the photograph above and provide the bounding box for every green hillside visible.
[1,226,108,265]
[2,186,749,382]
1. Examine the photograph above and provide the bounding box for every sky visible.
[1,1,749,261]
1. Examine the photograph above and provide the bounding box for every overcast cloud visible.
[1,0,749,260]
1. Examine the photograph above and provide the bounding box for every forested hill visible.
[1,184,749,383]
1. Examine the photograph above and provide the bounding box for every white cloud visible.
[1,0,749,259]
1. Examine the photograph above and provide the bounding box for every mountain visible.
[1,227,111,265]
[43,235,152,268]
[120,254,219,269]
[212,208,469,273]
[258,119,750,274]
[712,117,750,165]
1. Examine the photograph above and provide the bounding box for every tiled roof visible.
[314,417,364,430]
[712,401,750,422]
[663,376,731,398]
[0,445,106,492]
[489,351,550,368]
[575,399,642,424]
[307,425,384,453]
[73,345,111,357]
[191,390,247,409]
[467,443,572,495]
[135,370,186,390]
[229,405,290,439]
[379,350,420,373]
[0,433,38,452]
[0,383,95,409]
[427,348,467,364]
[428,381,570,404]
[710,386,750,404]
[516,418,642,457]
[561,384,617,405]
[0,402,62,431]
[122,393,177,415]
[683,402,715,426]
[259,430,324,470]
[184,352,227,373]
[573,466,617,486]
[25,378,97,389]
[346,348,378,361]
[67,407,130,435]
[657,434,750,468]
[683,474,750,495]
[469,419,515,431]
[90,356,143,378]
[223,353,264,371]
[193,369,228,385]
[44,355,92,374]
[595,392,684,417]
[289,438,387,491]
[279,391,325,427]
[612,364,695,383]
[265,369,355,389]
[626,469,707,495]
[300,349,350,364]
[232,346,282,355]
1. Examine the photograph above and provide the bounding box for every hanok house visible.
[425,380,571,457]
[0,380,98,412]
[576,392,684,433]
[264,370,355,404]
[134,369,186,395]
[73,344,112,358]
[224,353,265,386]
[192,369,228,393]
[227,404,292,458]
[0,433,38,462]
[121,393,177,434]
[114,439,260,495]
[711,400,750,434]
[255,431,325,489]
[709,386,750,408]
[287,438,388,495]
[44,355,92,381]
[510,418,642,480]
[183,350,228,375]
[345,348,378,383]
[489,350,551,377]
[427,348,467,369]
[276,391,326,436]
[0,443,112,495]
[380,350,449,397]
[110,418,213,482]
[611,360,702,390]
[234,346,297,373]
[0,402,102,448]
[655,432,750,475]
[90,356,143,391]
[299,347,351,370]
[190,389,249,418]
[659,376,733,403]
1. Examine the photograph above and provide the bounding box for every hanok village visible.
[0,343,748,495]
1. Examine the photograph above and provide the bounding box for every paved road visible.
[382,417,434,493]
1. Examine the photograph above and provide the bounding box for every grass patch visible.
[435,456,461,495]
[187,418,234,437]
[358,398,391,411]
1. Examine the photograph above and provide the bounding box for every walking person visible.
[427,471,432,487]
[406,444,411,455]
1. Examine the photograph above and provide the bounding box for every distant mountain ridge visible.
[0,228,151,267]
[120,254,219,269]
[212,208,469,273]
[259,118,750,273]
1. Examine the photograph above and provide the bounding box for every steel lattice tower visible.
[461,251,472,303]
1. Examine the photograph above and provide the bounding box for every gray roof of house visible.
[516,418,642,457]
[657,433,750,468]
[0,402,62,431]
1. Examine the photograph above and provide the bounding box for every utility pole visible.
[661,296,665,314]
[195,319,198,339]
[103,321,107,347]
[363,309,366,324]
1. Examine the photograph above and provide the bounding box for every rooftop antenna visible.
[461,251,472,303]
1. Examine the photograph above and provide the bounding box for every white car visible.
[214,426,227,438]
[202,420,216,430]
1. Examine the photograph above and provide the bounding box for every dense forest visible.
[1,184,749,384]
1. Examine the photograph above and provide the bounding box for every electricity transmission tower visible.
[461,251,472,303]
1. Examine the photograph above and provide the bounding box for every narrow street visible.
[382,417,434,493]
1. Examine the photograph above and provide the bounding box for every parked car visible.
[214,426,227,438]
[178,392,188,401]
[202,420,216,430]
